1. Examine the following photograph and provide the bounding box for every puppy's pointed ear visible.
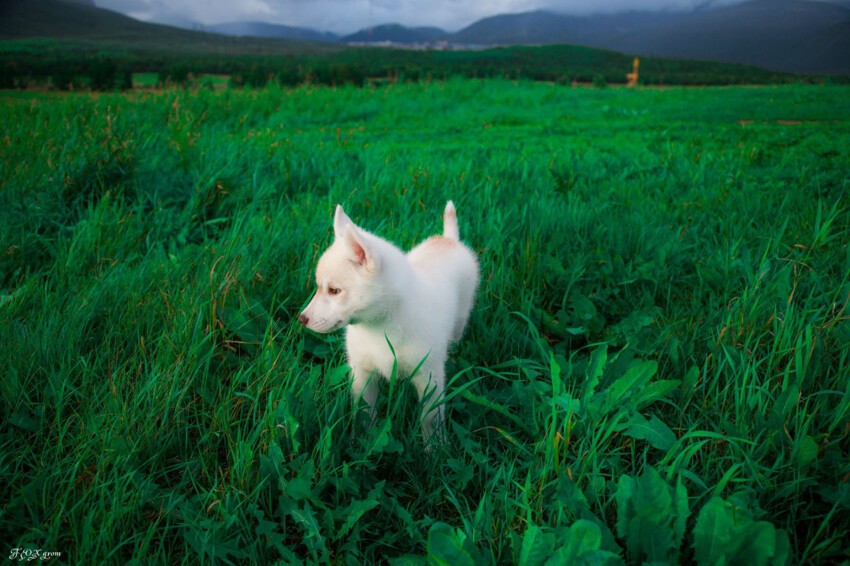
[333,205,354,239]
[343,225,379,272]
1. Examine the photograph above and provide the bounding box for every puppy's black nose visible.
[298,313,309,326]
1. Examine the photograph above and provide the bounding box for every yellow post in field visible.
[627,57,640,87]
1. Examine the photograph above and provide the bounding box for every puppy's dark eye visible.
[328,286,341,296]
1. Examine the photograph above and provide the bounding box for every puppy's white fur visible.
[299,201,479,442]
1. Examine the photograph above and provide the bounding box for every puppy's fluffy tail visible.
[443,201,460,241]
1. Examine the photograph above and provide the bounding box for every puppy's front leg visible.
[350,365,379,428]
[412,363,446,444]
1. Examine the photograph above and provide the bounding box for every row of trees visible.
[0,57,368,91]
[1,46,839,91]
[1,58,132,91]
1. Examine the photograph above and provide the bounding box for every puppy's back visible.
[408,236,478,343]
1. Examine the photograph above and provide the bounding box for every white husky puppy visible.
[299,201,479,442]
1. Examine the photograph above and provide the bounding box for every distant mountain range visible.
[202,22,448,45]
[204,21,338,43]
[342,24,445,44]
[448,0,850,74]
[3,0,848,74]
[197,0,850,74]
[0,0,339,55]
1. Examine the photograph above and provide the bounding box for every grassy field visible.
[1,80,848,564]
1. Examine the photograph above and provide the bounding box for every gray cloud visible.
[94,0,850,34]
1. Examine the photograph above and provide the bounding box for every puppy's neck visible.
[349,251,416,333]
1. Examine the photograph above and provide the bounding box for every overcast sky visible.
[93,0,850,34]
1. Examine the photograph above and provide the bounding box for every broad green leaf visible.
[585,345,608,398]
[602,360,657,413]
[519,525,555,566]
[554,393,581,414]
[556,478,620,553]
[561,520,603,557]
[288,502,325,558]
[183,520,247,564]
[283,460,314,501]
[621,413,677,451]
[284,477,312,501]
[714,522,778,566]
[793,435,819,468]
[616,466,684,563]
[8,411,38,432]
[447,458,475,490]
[615,475,636,540]
[550,351,561,393]
[772,384,799,419]
[545,520,624,566]
[572,293,597,322]
[427,522,477,566]
[334,480,385,540]
[673,478,690,548]
[364,420,402,455]
[268,441,285,467]
[253,510,279,539]
[738,522,779,566]
[773,529,792,566]
[694,496,789,566]
[250,503,295,560]
[634,520,675,564]
[635,379,681,410]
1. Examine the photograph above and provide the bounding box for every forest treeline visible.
[1,42,842,90]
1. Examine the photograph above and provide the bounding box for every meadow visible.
[1,80,848,564]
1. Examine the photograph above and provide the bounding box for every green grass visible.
[131,72,158,88]
[1,80,848,564]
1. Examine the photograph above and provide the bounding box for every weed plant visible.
[1,80,848,564]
